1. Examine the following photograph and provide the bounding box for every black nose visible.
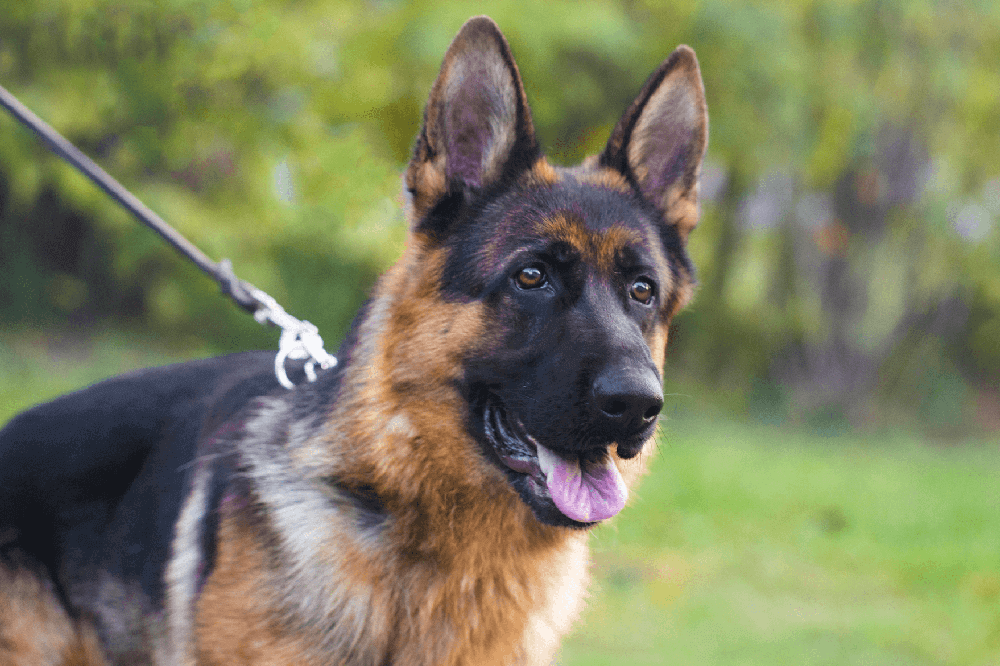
[591,367,664,435]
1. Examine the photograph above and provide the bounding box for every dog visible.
[0,15,707,666]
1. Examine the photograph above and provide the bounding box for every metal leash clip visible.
[248,286,338,390]
[213,258,337,389]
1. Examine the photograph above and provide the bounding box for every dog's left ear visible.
[600,46,708,244]
[406,16,539,226]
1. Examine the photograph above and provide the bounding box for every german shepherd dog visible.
[0,16,707,666]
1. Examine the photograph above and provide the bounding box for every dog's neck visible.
[314,240,565,550]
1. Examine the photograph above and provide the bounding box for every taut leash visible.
[0,83,335,389]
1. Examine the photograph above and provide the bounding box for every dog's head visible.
[395,16,707,529]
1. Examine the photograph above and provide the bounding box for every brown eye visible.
[515,266,546,289]
[630,279,654,304]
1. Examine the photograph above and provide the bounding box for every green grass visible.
[561,414,1000,666]
[0,330,203,423]
[2,333,998,664]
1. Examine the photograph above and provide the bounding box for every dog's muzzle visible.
[483,399,628,523]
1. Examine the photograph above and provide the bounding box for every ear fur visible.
[600,46,708,244]
[405,16,538,226]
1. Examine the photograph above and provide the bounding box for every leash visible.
[0,83,336,389]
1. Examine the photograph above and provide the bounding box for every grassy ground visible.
[561,414,1000,666]
[0,329,201,422]
[2,333,998,665]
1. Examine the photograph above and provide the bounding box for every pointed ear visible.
[600,46,708,244]
[405,16,538,223]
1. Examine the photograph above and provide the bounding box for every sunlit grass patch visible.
[0,330,201,423]
[562,415,1000,665]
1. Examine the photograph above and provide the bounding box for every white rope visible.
[250,288,338,389]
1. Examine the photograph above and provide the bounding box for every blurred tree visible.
[1,0,997,433]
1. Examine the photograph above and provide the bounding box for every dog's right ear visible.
[599,46,708,245]
[405,16,539,229]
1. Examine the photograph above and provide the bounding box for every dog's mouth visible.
[482,399,628,525]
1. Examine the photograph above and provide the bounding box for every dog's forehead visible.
[488,178,663,269]
[439,171,679,300]
[531,213,642,272]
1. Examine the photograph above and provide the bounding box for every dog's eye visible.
[514,266,546,289]
[629,279,655,304]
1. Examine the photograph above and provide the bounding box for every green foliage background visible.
[2,0,999,433]
[2,4,1000,663]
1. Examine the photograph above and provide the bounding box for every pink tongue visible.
[536,444,628,522]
